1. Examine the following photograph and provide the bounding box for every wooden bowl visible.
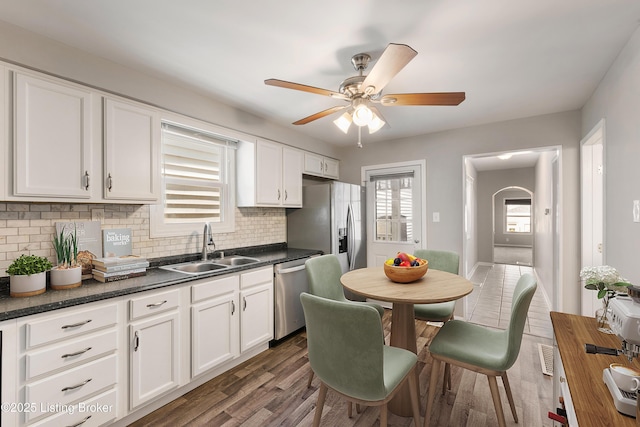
[384,260,429,283]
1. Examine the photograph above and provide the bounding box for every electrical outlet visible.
[633,200,640,223]
[433,212,440,223]
[92,208,105,223]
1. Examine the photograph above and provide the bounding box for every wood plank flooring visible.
[130,310,554,426]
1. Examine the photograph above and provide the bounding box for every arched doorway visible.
[492,186,533,266]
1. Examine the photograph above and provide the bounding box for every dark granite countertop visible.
[0,244,321,322]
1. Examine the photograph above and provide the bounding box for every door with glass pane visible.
[364,162,424,266]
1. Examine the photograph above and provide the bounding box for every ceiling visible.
[0,0,639,148]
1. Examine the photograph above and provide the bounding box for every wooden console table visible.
[551,311,640,426]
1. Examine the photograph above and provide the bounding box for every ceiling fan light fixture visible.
[352,103,374,126]
[368,114,385,134]
[333,112,352,133]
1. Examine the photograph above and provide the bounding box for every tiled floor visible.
[466,263,553,339]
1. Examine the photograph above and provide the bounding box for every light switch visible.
[634,200,640,223]
[433,212,440,223]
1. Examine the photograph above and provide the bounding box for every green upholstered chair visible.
[305,254,385,393]
[301,292,421,427]
[413,249,459,393]
[424,273,537,427]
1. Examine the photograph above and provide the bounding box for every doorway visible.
[492,187,533,266]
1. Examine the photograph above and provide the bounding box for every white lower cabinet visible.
[191,275,240,378]
[16,300,120,426]
[128,288,181,410]
[240,267,274,352]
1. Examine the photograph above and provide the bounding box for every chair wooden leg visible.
[424,358,441,427]
[501,372,518,422]
[313,383,328,427]
[487,375,507,427]
[442,363,451,395]
[307,369,314,388]
[347,401,352,418]
[380,403,388,427]
[407,368,422,427]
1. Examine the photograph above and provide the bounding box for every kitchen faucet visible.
[202,222,215,261]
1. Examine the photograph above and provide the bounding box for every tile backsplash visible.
[0,203,286,276]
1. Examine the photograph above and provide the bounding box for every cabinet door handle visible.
[231,300,235,315]
[243,297,247,311]
[107,173,113,191]
[61,319,92,329]
[146,300,167,308]
[285,190,288,201]
[61,378,92,392]
[61,347,92,359]
[67,415,92,427]
[277,189,281,200]
[134,331,140,352]
[84,171,90,190]
[322,161,326,172]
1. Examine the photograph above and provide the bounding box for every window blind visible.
[161,123,235,224]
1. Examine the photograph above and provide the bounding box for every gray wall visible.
[0,21,339,160]
[582,26,640,288]
[476,169,534,262]
[338,111,582,314]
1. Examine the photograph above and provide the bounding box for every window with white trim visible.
[372,172,414,242]
[504,198,531,233]
[150,120,236,237]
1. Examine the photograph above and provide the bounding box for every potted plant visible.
[50,226,82,290]
[7,254,52,297]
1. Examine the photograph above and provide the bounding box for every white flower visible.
[580,265,631,298]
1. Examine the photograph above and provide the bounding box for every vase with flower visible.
[580,265,632,333]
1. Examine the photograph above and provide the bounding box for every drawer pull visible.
[61,378,92,392]
[61,319,92,329]
[67,415,92,427]
[62,347,92,359]
[146,300,167,308]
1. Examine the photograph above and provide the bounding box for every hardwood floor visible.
[130,310,554,426]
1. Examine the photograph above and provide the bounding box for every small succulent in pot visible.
[7,254,53,276]
[7,254,52,297]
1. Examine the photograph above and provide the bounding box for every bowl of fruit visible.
[383,252,429,283]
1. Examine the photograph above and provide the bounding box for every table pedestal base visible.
[388,303,418,417]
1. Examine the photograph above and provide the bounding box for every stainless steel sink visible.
[162,261,230,275]
[212,256,261,267]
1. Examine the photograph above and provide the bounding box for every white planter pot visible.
[50,266,82,290]
[10,271,47,297]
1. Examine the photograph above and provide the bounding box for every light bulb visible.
[367,114,385,134]
[333,112,352,133]
[352,104,373,126]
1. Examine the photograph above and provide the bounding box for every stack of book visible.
[92,255,149,283]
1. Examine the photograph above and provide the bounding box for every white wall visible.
[338,111,582,314]
[534,151,557,307]
[582,26,640,287]
[0,21,337,159]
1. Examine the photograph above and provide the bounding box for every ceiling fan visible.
[265,43,465,146]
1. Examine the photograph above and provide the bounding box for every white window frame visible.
[150,113,247,238]
[503,197,532,234]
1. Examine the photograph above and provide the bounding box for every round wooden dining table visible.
[340,266,473,417]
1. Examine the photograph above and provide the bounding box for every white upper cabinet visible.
[303,152,339,179]
[237,139,303,208]
[103,97,160,201]
[13,72,96,199]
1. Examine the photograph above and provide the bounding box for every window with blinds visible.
[150,121,236,237]
[371,172,414,242]
[504,198,531,233]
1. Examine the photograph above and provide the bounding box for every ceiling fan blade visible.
[360,43,417,95]
[265,79,348,100]
[379,92,466,106]
[293,105,347,125]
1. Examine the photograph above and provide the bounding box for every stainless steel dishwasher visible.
[274,257,314,340]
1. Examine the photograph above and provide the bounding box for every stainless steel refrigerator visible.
[287,182,366,301]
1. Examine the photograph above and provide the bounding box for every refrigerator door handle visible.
[347,204,355,270]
